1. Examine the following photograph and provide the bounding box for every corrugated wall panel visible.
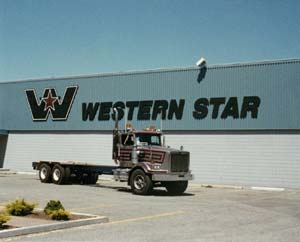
[4,133,300,188]
[4,133,113,171]
[167,134,300,188]
[0,59,299,131]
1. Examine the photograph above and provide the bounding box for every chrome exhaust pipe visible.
[113,108,119,131]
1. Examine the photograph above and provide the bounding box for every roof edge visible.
[0,58,299,84]
[0,130,8,135]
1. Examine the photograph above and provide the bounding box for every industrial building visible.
[0,59,299,188]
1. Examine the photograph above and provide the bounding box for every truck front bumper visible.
[151,172,193,181]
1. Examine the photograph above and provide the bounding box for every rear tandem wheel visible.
[39,163,52,183]
[51,164,70,185]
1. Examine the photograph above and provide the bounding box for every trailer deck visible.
[32,161,118,175]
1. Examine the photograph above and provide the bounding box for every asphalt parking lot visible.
[0,173,300,242]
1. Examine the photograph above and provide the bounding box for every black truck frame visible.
[32,161,117,185]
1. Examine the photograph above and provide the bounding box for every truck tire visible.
[130,169,153,195]
[64,167,71,184]
[80,173,98,185]
[82,172,98,185]
[165,181,188,195]
[88,173,99,184]
[52,165,65,185]
[39,164,52,183]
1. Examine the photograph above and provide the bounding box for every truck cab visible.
[112,123,193,195]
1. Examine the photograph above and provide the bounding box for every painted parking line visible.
[1,210,184,241]
[104,210,184,225]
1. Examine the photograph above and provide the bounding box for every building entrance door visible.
[0,134,8,168]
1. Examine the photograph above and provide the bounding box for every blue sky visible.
[0,0,300,81]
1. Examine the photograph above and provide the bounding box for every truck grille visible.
[171,152,189,172]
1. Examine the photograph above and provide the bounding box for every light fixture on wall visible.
[196,57,207,83]
[196,57,206,67]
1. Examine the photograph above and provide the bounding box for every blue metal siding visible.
[0,59,299,131]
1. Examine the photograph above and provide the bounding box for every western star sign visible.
[82,96,260,121]
[25,86,261,122]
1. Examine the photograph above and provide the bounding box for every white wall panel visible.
[4,133,113,172]
[167,134,300,188]
[3,133,300,188]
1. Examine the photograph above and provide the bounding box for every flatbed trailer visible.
[32,110,193,195]
[32,161,118,185]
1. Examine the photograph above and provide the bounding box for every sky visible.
[0,0,300,82]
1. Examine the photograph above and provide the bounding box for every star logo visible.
[42,91,58,111]
[25,86,78,121]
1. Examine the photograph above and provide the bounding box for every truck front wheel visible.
[165,181,188,195]
[39,164,52,183]
[130,169,153,195]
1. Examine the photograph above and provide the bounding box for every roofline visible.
[0,130,8,135]
[0,58,299,85]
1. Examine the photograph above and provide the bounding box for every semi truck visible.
[33,109,193,195]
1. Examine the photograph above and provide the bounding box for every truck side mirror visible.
[162,135,166,147]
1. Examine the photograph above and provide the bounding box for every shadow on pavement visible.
[93,183,194,197]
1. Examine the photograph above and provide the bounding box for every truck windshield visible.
[136,133,161,146]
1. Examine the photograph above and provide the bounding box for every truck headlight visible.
[152,164,161,170]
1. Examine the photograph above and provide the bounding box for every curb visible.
[0,168,17,175]
[0,171,16,175]
[0,169,10,172]
[198,184,244,189]
[0,212,108,239]
[251,186,285,191]
[16,171,37,175]
[194,183,285,191]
